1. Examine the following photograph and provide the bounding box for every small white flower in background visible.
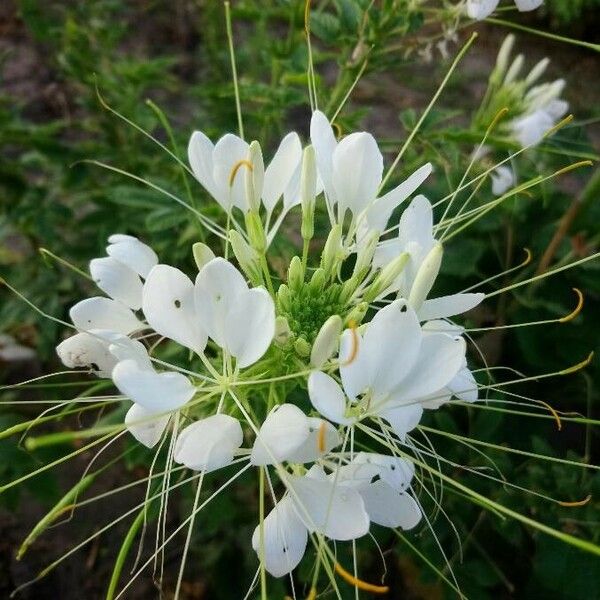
[491,165,515,196]
[466,0,543,20]
[0,334,36,362]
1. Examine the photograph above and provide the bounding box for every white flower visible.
[174,414,243,472]
[491,165,515,196]
[250,403,340,465]
[187,130,301,214]
[194,257,275,368]
[124,403,170,448]
[106,234,158,278]
[310,110,431,227]
[309,301,466,439]
[466,0,543,20]
[69,296,142,335]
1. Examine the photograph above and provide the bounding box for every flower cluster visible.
[56,110,487,584]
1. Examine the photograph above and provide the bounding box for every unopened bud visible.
[320,223,343,275]
[353,231,379,279]
[192,242,215,271]
[310,315,342,368]
[277,283,292,312]
[309,268,326,293]
[493,34,515,82]
[229,230,262,285]
[287,256,304,291]
[244,141,264,213]
[525,57,549,86]
[504,53,524,85]
[344,302,368,327]
[408,242,443,311]
[301,145,317,241]
[364,252,409,302]
[294,337,311,358]
[274,316,292,346]
[244,210,267,253]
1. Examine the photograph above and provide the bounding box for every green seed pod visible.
[229,230,262,286]
[245,210,267,253]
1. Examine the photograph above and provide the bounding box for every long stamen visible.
[558,495,592,507]
[317,421,327,453]
[334,562,389,594]
[341,320,359,366]
[229,159,254,187]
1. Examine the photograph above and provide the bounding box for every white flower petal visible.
[250,404,310,466]
[56,331,116,376]
[125,403,170,448]
[366,163,432,233]
[174,414,243,472]
[514,0,543,11]
[188,130,219,202]
[251,496,308,577]
[112,359,195,412]
[106,334,153,371]
[90,257,143,310]
[70,297,142,335]
[359,481,422,529]
[308,371,354,425]
[143,265,207,353]
[286,418,341,464]
[195,257,248,349]
[224,287,275,368]
[310,110,338,207]
[332,132,383,217]
[491,165,515,196]
[212,133,250,211]
[449,366,478,403]
[339,327,369,400]
[289,473,370,540]
[380,404,423,440]
[262,132,302,212]
[418,292,485,321]
[354,453,415,492]
[106,236,158,279]
[466,0,499,19]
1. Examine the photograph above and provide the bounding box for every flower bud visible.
[274,316,292,346]
[229,230,262,285]
[301,145,317,241]
[294,336,311,358]
[309,268,326,293]
[344,302,368,327]
[353,231,379,279]
[525,57,549,86]
[244,210,267,253]
[277,283,292,312]
[504,54,524,85]
[364,252,409,302]
[310,315,342,368]
[287,255,304,291]
[192,242,215,271]
[320,223,343,275]
[408,242,443,311]
[244,140,264,213]
[493,34,515,82]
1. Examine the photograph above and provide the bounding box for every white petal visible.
[112,359,195,412]
[418,292,485,321]
[286,418,341,464]
[366,163,432,233]
[354,452,415,491]
[491,165,515,196]
[397,195,434,252]
[250,404,310,466]
[188,130,219,202]
[224,287,275,368]
[143,265,207,353]
[70,297,142,335]
[466,0,499,19]
[449,366,478,403]
[511,110,554,147]
[514,0,543,11]
[174,414,243,472]
[390,334,466,403]
[251,496,308,577]
[310,110,338,207]
[194,257,248,349]
[359,481,422,529]
[362,301,423,396]
[106,334,153,371]
[90,257,143,309]
[380,404,423,440]
[108,234,137,244]
[106,237,158,278]
[308,371,354,425]
[56,331,116,376]
[339,327,369,400]
[125,403,170,448]
[212,133,250,211]
[262,132,302,212]
[289,473,370,540]
[332,132,383,217]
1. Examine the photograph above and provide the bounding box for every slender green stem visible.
[258,467,267,600]
[225,2,244,139]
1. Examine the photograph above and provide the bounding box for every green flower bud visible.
[353,231,379,279]
[310,315,342,368]
[364,252,409,303]
[492,34,515,83]
[294,336,311,358]
[287,256,304,291]
[408,242,443,311]
[344,302,368,327]
[229,230,262,285]
[277,283,292,312]
[309,268,326,293]
[245,210,267,254]
[274,316,292,346]
[301,145,317,242]
[192,242,215,271]
[244,140,264,213]
[320,223,343,275]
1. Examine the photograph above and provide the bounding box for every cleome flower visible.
[465,0,544,21]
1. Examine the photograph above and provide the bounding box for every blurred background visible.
[1,1,599,598]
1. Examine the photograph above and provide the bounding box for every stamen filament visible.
[558,495,592,507]
[334,562,389,594]
[229,159,254,187]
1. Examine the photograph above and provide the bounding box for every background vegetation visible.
[1,0,599,598]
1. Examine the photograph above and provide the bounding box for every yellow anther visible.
[559,351,594,376]
[558,494,592,507]
[341,320,359,367]
[544,114,574,139]
[304,0,311,32]
[332,121,343,139]
[305,588,317,600]
[228,159,253,187]
[334,562,389,594]
[317,421,327,453]
[488,106,509,131]
[559,288,584,323]
[520,247,533,268]
[537,400,562,431]
[554,160,594,178]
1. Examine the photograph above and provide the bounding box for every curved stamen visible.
[334,562,389,594]
[228,159,253,187]
[341,320,359,366]
[559,288,584,322]
[558,494,592,507]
